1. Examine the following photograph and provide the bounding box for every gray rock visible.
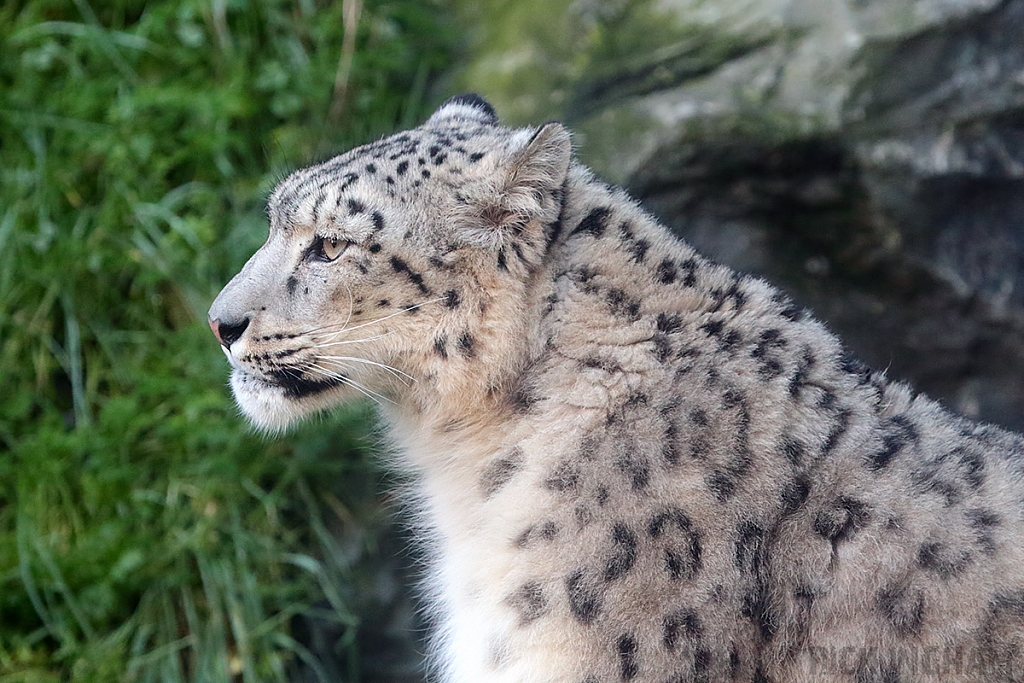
[452,0,1024,430]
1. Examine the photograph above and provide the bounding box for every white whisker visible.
[303,362,395,406]
[296,297,445,338]
[317,354,415,384]
[340,281,355,331]
[341,375,395,405]
[313,332,393,348]
[304,365,384,407]
[320,297,446,341]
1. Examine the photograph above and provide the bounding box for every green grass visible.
[0,1,453,680]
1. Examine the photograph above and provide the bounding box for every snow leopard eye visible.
[311,236,350,262]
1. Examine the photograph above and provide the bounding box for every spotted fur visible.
[209,95,1024,682]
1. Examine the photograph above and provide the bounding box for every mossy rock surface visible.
[453,0,1024,430]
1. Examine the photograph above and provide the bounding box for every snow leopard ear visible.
[428,93,499,126]
[505,122,572,201]
[455,122,572,253]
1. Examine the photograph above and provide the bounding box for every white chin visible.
[229,369,348,433]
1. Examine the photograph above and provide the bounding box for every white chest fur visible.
[386,408,594,683]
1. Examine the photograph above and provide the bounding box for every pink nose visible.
[208,316,251,348]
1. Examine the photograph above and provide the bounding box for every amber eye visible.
[313,236,350,262]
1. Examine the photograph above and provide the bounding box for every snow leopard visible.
[208,94,1024,683]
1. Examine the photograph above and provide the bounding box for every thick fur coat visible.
[209,95,1024,683]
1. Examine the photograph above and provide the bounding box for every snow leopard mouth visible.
[235,365,346,399]
[268,368,346,398]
